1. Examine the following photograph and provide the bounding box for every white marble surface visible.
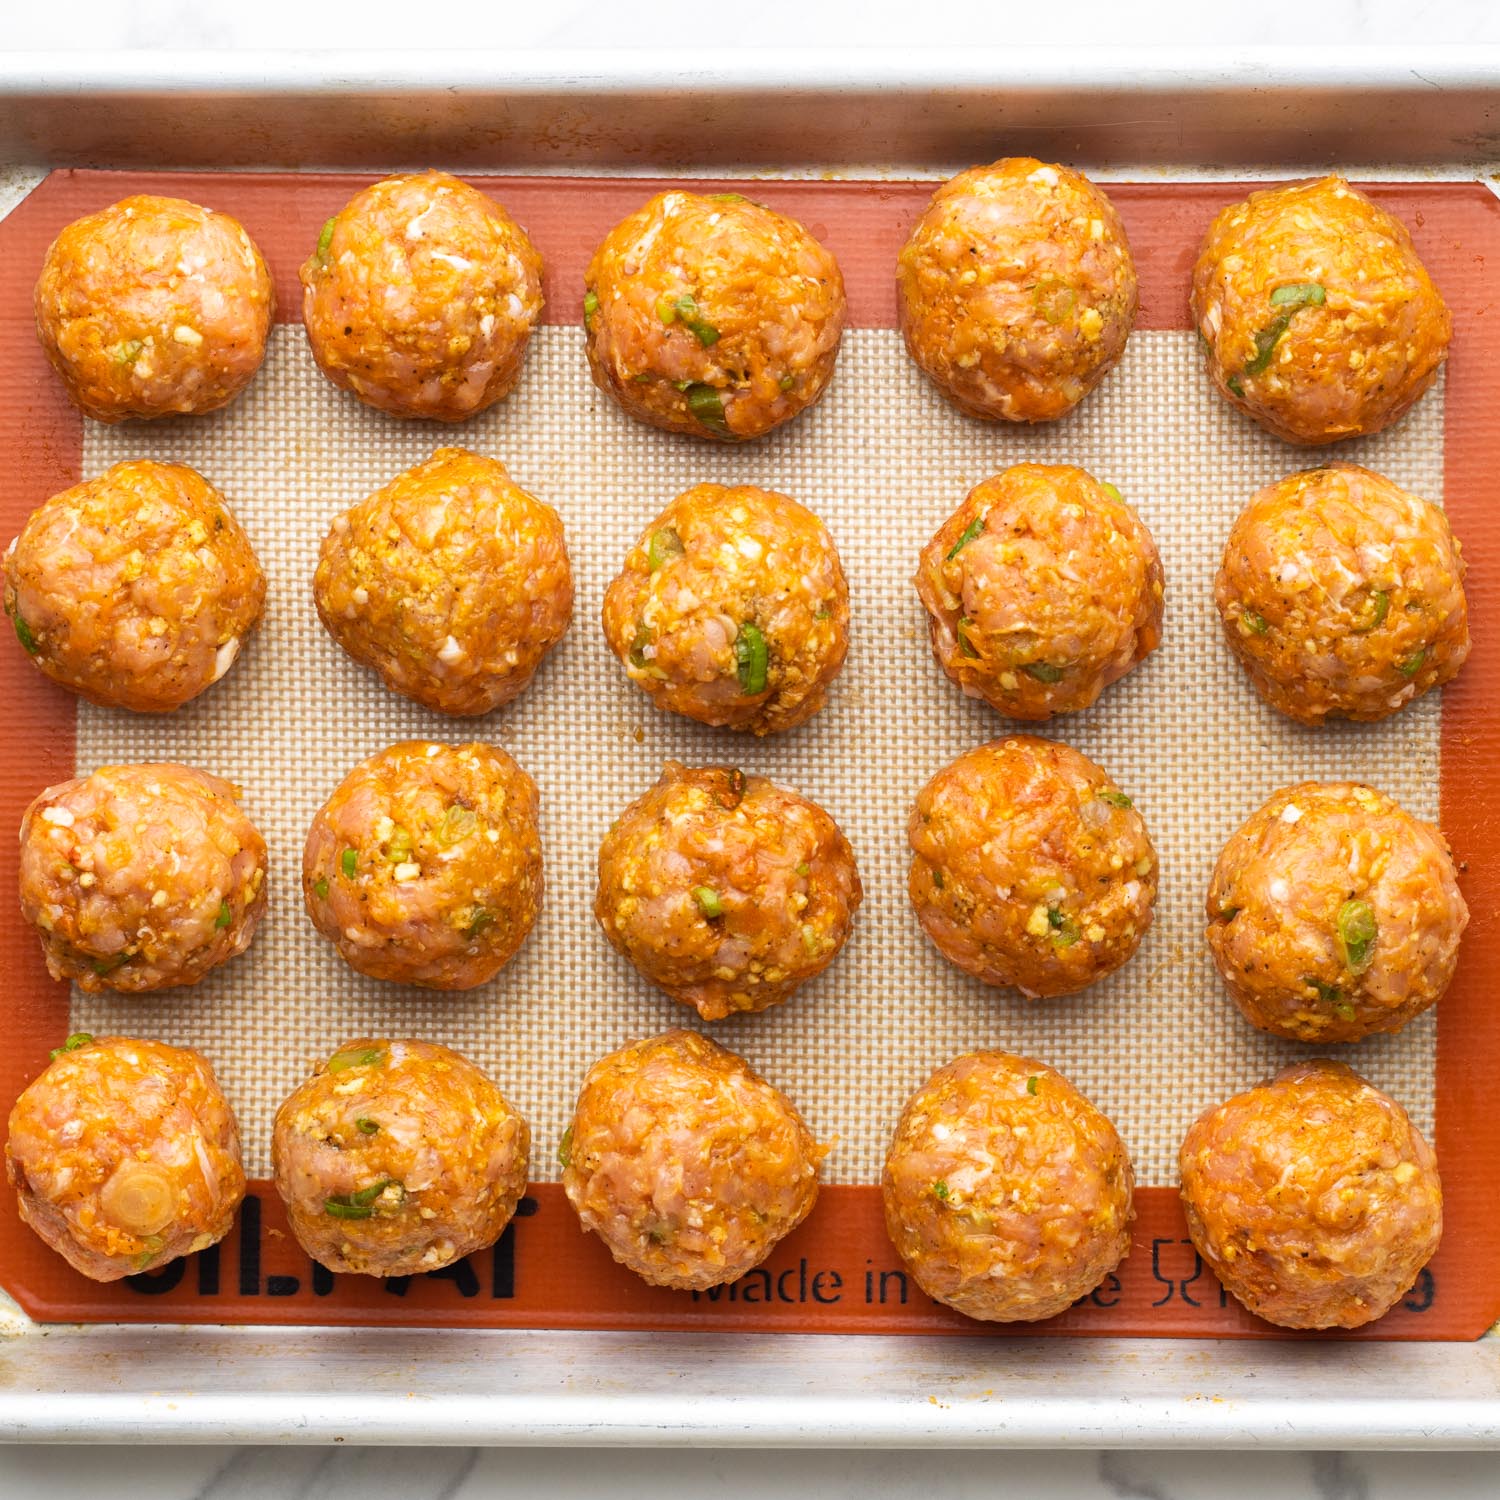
[4,2,1500,1493]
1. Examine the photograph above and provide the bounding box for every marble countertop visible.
[2,1446,1498,1497]
[3,3,1499,1494]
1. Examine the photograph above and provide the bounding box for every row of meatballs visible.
[34,165,1449,452]
[4,454,1470,733]
[18,739,1468,1046]
[6,1029,1441,1334]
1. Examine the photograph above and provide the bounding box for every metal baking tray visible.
[1,48,1498,1449]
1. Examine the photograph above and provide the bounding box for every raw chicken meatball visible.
[272,1037,530,1277]
[300,170,544,421]
[908,736,1156,997]
[1215,464,1468,725]
[882,1051,1134,1323]
[561,1030,825,1290]
[1206,782,1466,1043]
[5,1033,244,1282]
[1180,1060,1441,1329]
[915,463,1162,719]
[897,158,1137,423]
[1191,177,1450,445]
[601,484,849,735]
[34,194,274,423]
[302,741,542,989]
[595,762,862,1020]
[583,190,845,441]
[18,763,268,993]
[314,448,572,716]
[4,459,265,712]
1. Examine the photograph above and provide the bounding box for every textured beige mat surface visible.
[73,323,1444,1183]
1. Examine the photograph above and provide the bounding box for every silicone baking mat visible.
[1,171,1497,1340]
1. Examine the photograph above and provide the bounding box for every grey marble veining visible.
[3,1448,1500,1499]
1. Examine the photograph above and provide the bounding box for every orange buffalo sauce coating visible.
[1191,177,1450,445]
[908,736,1157,998]
[1206,782,1466,1044]
[915,463,1162,720]
[302,741,542,990]
[897,158,1137,423]
[601,483,849,736]
[1180,1060,1441,1330]
[300,170,544,422]
[6,1035,245,1282]
[883,1051,1134,1323]
[595,763,861,1020]
[5,460,265,713]
[1215,464,1468,725]
[584,190,845,441]
[272,1038,529,1278]
[561,1031,827,1291]
[314,448,572,716]
[35,193,273,422]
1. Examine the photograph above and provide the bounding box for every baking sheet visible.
[1,171,1496,1340]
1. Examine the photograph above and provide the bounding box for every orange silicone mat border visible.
[0,171,1495,1341]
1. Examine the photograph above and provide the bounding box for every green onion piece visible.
[1304,975,1344,1006]
[648,527,685,570]
[693,885,725,919]
[946,514,986,561]
[656,293,679,324]
[1100,482,1124,503]
[355,1117,379,1135]
[1241,609,1269,636]
[1219,903,1241,922]
[385,826,414,864]
[1026,1076,1039,1096]
[1097,789,1133,809]
[778,374,796,392]
[1269,282,1326,308]
[214,900,233,930]
[1226,374,1245,397]
[1032,278,1078,325]
[114,338,144,368]
[684,383,732,437]
[956,619,980,659]
[131,1233,166,1272]
[734,621,769,695]
[668,294,720,347]
[315,216,336,265]
[1337,899,1378,974]
[715,767,747,810]
[932,1181,950,1201]
[1352,590,1390,634]
[341,848,357,878]
[7,599,38,655]
[1047,907,1080,947]
[583,289,599,327]
[327,1045,387,1074]
[628,624,651,669]
[49,1032,94,1060]
[352,1179,395,1207]
[711,192,749,202]
[440,804,478,844]
[465,908,495,939]
[1023,660,1065,684]
[90,952,130,976]
[1244,313,1293,376]
[313,878,329,900]
[1334,1000,1357,1022]
[795,861,811,878]
[324,1198,373,1220]
[1398,647,1429,678]
[558,1126,574,1169]
[932,867,944,890]
[814,605,833,621]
